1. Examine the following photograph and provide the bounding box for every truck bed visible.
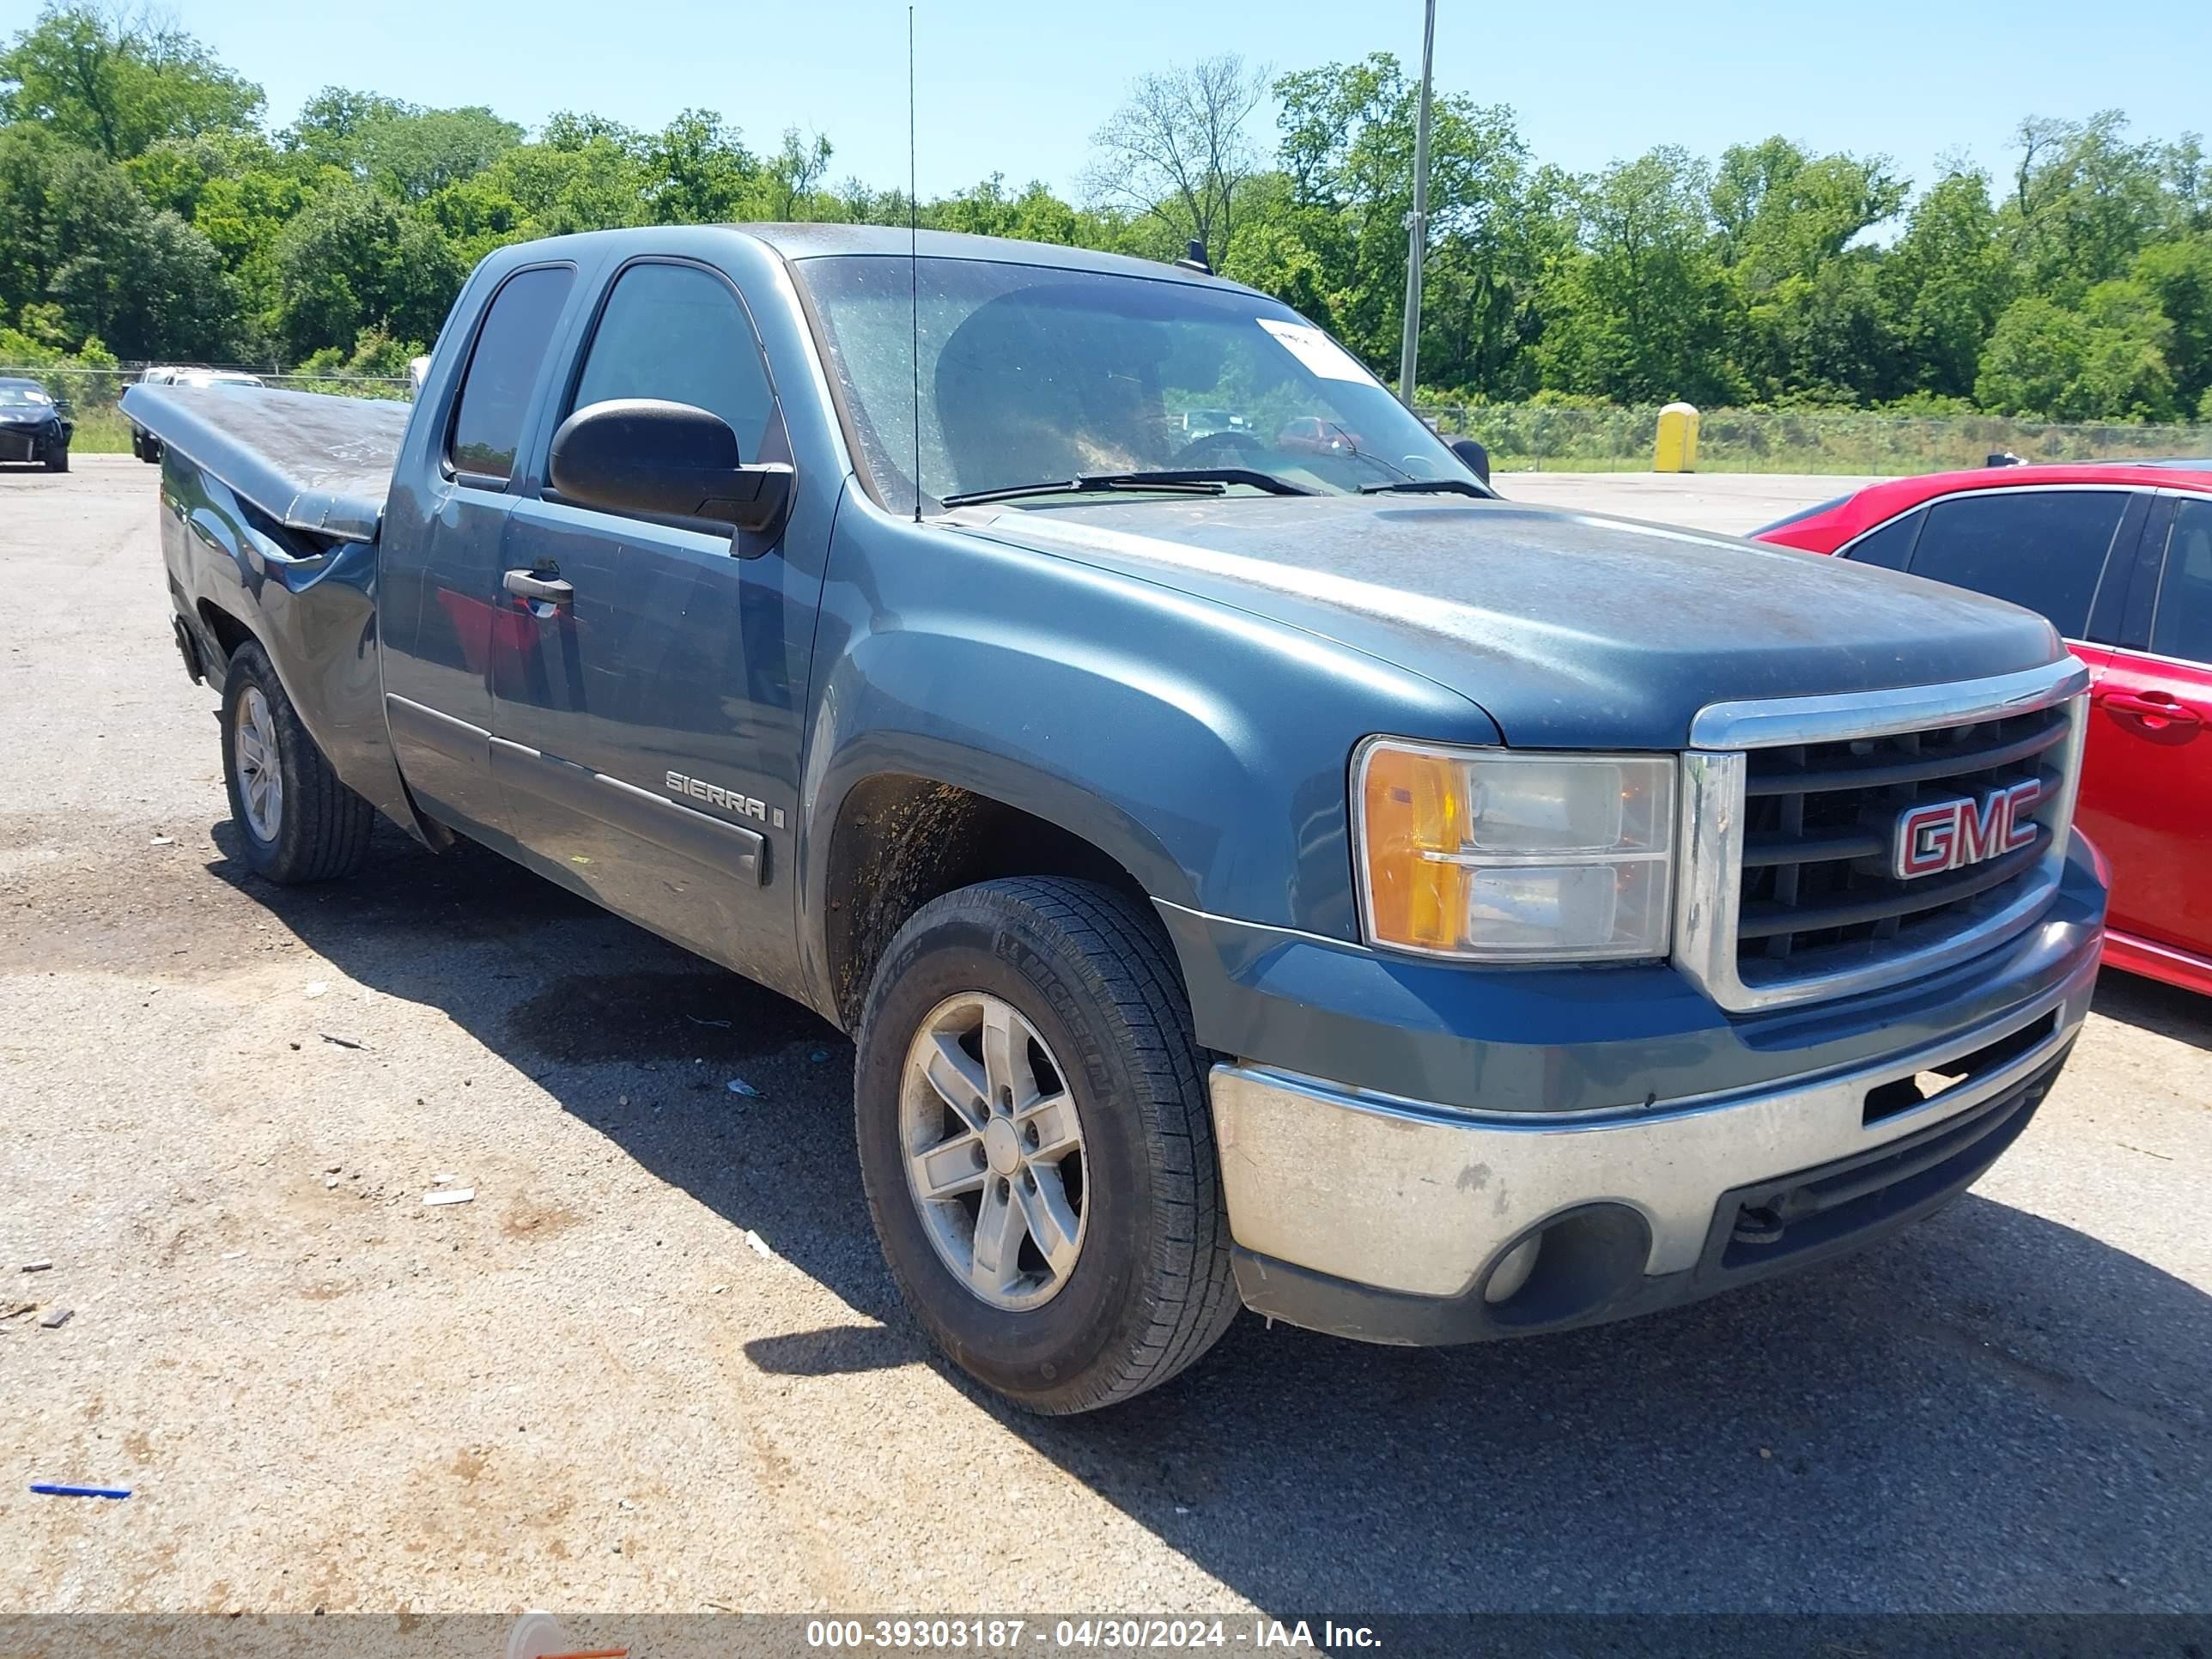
[118,385,409,544]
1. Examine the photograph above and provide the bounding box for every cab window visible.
[567,262,775,459]
[447,265,576,482]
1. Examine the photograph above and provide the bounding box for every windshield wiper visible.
[939,467,1317,508]
[1358,477,1492,498]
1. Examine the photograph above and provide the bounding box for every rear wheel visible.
[220,641,374,883]
[854,877,1238,1414]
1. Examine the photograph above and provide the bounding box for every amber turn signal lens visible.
[1361,744,1468,951]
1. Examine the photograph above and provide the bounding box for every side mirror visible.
[549,398,791,536]
[1449,436,1492,485]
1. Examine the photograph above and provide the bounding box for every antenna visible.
[908,5,921,523]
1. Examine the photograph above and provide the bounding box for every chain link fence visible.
[1418,402,2212,475]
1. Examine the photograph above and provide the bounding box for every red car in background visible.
[1755,461,2212,995]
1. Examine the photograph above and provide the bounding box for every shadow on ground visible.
[210,821,2212,1613]
[2092,966,2212,1054]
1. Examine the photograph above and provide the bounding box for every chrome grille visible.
[1674,662,2089,1014]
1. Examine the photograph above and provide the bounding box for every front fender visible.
[793,492,1495,1018]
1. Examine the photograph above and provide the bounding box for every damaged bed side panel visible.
[131,386,438,848]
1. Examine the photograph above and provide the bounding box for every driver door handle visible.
[503,568,574,605]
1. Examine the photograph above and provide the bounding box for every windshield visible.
[796,255,1468,510]
[0,383,51,407]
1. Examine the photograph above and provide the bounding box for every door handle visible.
[503,568,574,605]
[2100,690,2202,730]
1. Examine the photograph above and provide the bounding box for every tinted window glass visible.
[1842,509,1921,570]
[2151,498,2212,663]
[570,263,774,458]
[1906,490,2129,636]
[449,266,575,480]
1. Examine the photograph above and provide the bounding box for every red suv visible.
[1756,462,2212,995]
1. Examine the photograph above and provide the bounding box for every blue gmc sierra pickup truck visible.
[124,225,2108,1414]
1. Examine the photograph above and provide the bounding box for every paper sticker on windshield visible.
[1256,318,1371,383]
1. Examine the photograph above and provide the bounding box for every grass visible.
[66,406,134,454]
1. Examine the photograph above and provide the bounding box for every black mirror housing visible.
[550,398,791,535]
[1449,436,1492,485]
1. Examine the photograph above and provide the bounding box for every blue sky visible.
[7,0,2209,206]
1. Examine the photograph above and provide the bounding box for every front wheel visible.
[220,641,374,883]
[43,441,67,473]
[854,878,1239,1414]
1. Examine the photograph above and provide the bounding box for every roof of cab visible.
[471,222,1256,295]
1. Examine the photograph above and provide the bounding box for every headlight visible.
[1355,740,1677,961]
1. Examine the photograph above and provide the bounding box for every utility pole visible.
[1397,0,1437,404]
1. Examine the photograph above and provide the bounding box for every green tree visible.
[1710,138,1906,400]
[1537,148,1741,405]
[1878,167,2014,400]
[1975,282,2178,422]
[2004,112,2179,296]
[0,120,240,358]
[0,4,261,161]
[1271,52,1548,393]
[271,184,463,360]
[2133,233,2212,411]
[284,87,520,202]
[643,110,758,223]
[759,127,833,221]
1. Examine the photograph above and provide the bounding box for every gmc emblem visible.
[1892,780,2043,879]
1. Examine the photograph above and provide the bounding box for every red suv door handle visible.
[2099,690,2203,731]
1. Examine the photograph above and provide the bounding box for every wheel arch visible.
[810,761,1179,1030]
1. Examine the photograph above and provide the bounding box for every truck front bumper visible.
[1212,913,2100,1347]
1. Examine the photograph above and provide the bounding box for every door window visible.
[2150,498,2212,663]
[1905,489,2131,638]
[568,262,775,459]
[447,265,577,482]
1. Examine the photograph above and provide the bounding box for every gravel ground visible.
[2,457,2207,1617]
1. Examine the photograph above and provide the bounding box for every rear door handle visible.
[2100,691,2202,729]
[502,568,574,605]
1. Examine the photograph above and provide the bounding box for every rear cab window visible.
[447,264,578,483]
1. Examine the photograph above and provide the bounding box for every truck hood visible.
[946,494,2066,749]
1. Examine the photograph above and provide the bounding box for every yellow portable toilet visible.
[1654,402,1700,472]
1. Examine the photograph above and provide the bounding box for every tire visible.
[44,441,67,473]
[854,877,1239,1414]
[219,640,374,884]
